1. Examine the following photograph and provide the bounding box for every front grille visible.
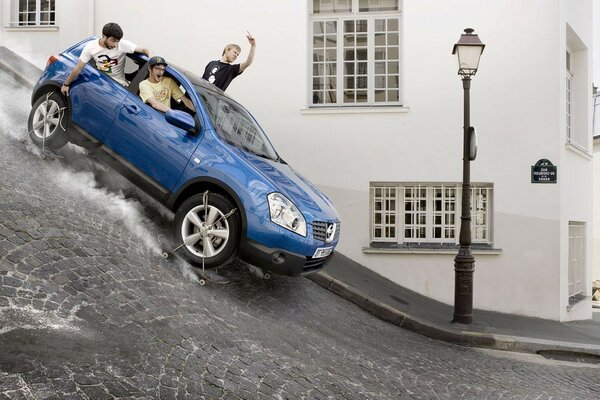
[312,221,341,243]
[313,221,327,241]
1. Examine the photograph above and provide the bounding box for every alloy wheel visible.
[180,204,230,258]
[32,99,61,140]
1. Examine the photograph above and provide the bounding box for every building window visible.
[12,0,55,27]
[564,27,589,152]
[310,0,402,106]
[568,222,585,303]
[566,51,572,140]
[370,183,492,245]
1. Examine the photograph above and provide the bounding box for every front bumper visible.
[239,240,334,277]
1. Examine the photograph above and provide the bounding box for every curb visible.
[306,272,496,347]
[307,272,600,356]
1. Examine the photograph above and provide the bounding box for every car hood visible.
[241,152,339,223]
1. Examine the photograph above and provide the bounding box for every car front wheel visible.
[28,91,70,150]
[173,193,240,268]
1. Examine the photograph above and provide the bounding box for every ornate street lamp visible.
[451,28,485,324]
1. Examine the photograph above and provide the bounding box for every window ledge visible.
[3,26,59,32]
[363,245,502,255]
[301,106,409,115]
[567,294,588,311]
[565,140,592,160]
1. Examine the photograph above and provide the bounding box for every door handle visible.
[124,104,139,115]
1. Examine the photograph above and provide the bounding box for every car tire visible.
[173,193,241,268]
[28,91,70,150]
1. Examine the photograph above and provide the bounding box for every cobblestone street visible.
[0,73,599,399]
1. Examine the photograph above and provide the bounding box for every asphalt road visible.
[0,72,599,399]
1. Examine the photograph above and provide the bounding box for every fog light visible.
[272,252,286,264]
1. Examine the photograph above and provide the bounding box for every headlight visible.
[267,193,307,237]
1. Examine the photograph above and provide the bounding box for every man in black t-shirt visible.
[202,32,256,91]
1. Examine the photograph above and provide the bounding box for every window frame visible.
[11,0,56,27]
[369,182,493,246]
[568,221,586,302]
[566,69,573,141]
[309,0,403,107]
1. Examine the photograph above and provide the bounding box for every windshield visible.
[194,86,279,161]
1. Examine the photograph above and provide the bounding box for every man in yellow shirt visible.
[139,56,195,113]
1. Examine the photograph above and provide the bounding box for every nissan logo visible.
[325,223,336,243]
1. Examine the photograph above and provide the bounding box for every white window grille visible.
[370,183,492,245]
[11,0,55,27]
[568,222,585,301]
[471,186,490,242]
[310,0,402,106]
[370,186,398,241]
[404,185,427,241]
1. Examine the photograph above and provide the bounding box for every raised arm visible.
[239,32,256,72]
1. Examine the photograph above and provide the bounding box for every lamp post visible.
[451,28,485,324]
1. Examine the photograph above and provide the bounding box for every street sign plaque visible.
[531,159,557,183]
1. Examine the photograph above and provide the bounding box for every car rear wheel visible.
[28,91,70,150]
[173,193,240,268]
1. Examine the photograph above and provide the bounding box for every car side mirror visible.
[165,110,196,133]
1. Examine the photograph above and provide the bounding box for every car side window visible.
[170,79,195,116]
[137,72,196,117]
[124,55,142,82]
[128,63,149,96]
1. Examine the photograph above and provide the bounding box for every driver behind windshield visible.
[139,56,195,114]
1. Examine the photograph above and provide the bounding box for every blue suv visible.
[28,37,340,276]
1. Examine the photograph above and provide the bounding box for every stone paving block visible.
[0,227,14,238]
[5,249,27,264]
[30,241,50,251]
[2,276,23,288]
[16,290,33,299]
[6,235,26,246]
[15,231,32,242]
[78,384,112,400]
[51,274,69,285]
[0,286,17,297]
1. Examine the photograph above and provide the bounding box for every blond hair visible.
[222,44,241,56]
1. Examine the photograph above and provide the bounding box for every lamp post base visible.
[453,246,474,324]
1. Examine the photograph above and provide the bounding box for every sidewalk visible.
[0,46,41,89]
[307,252,600,356]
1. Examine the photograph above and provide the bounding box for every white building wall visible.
[558,0,594,321]
[0,0,594,321]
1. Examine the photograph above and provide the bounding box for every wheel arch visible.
[167,177,248,236]
[31,81,63,105]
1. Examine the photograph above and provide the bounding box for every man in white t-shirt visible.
[61,22,151,95]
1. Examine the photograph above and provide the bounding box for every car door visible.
[103,72,200,195]
[68,62,127,143]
